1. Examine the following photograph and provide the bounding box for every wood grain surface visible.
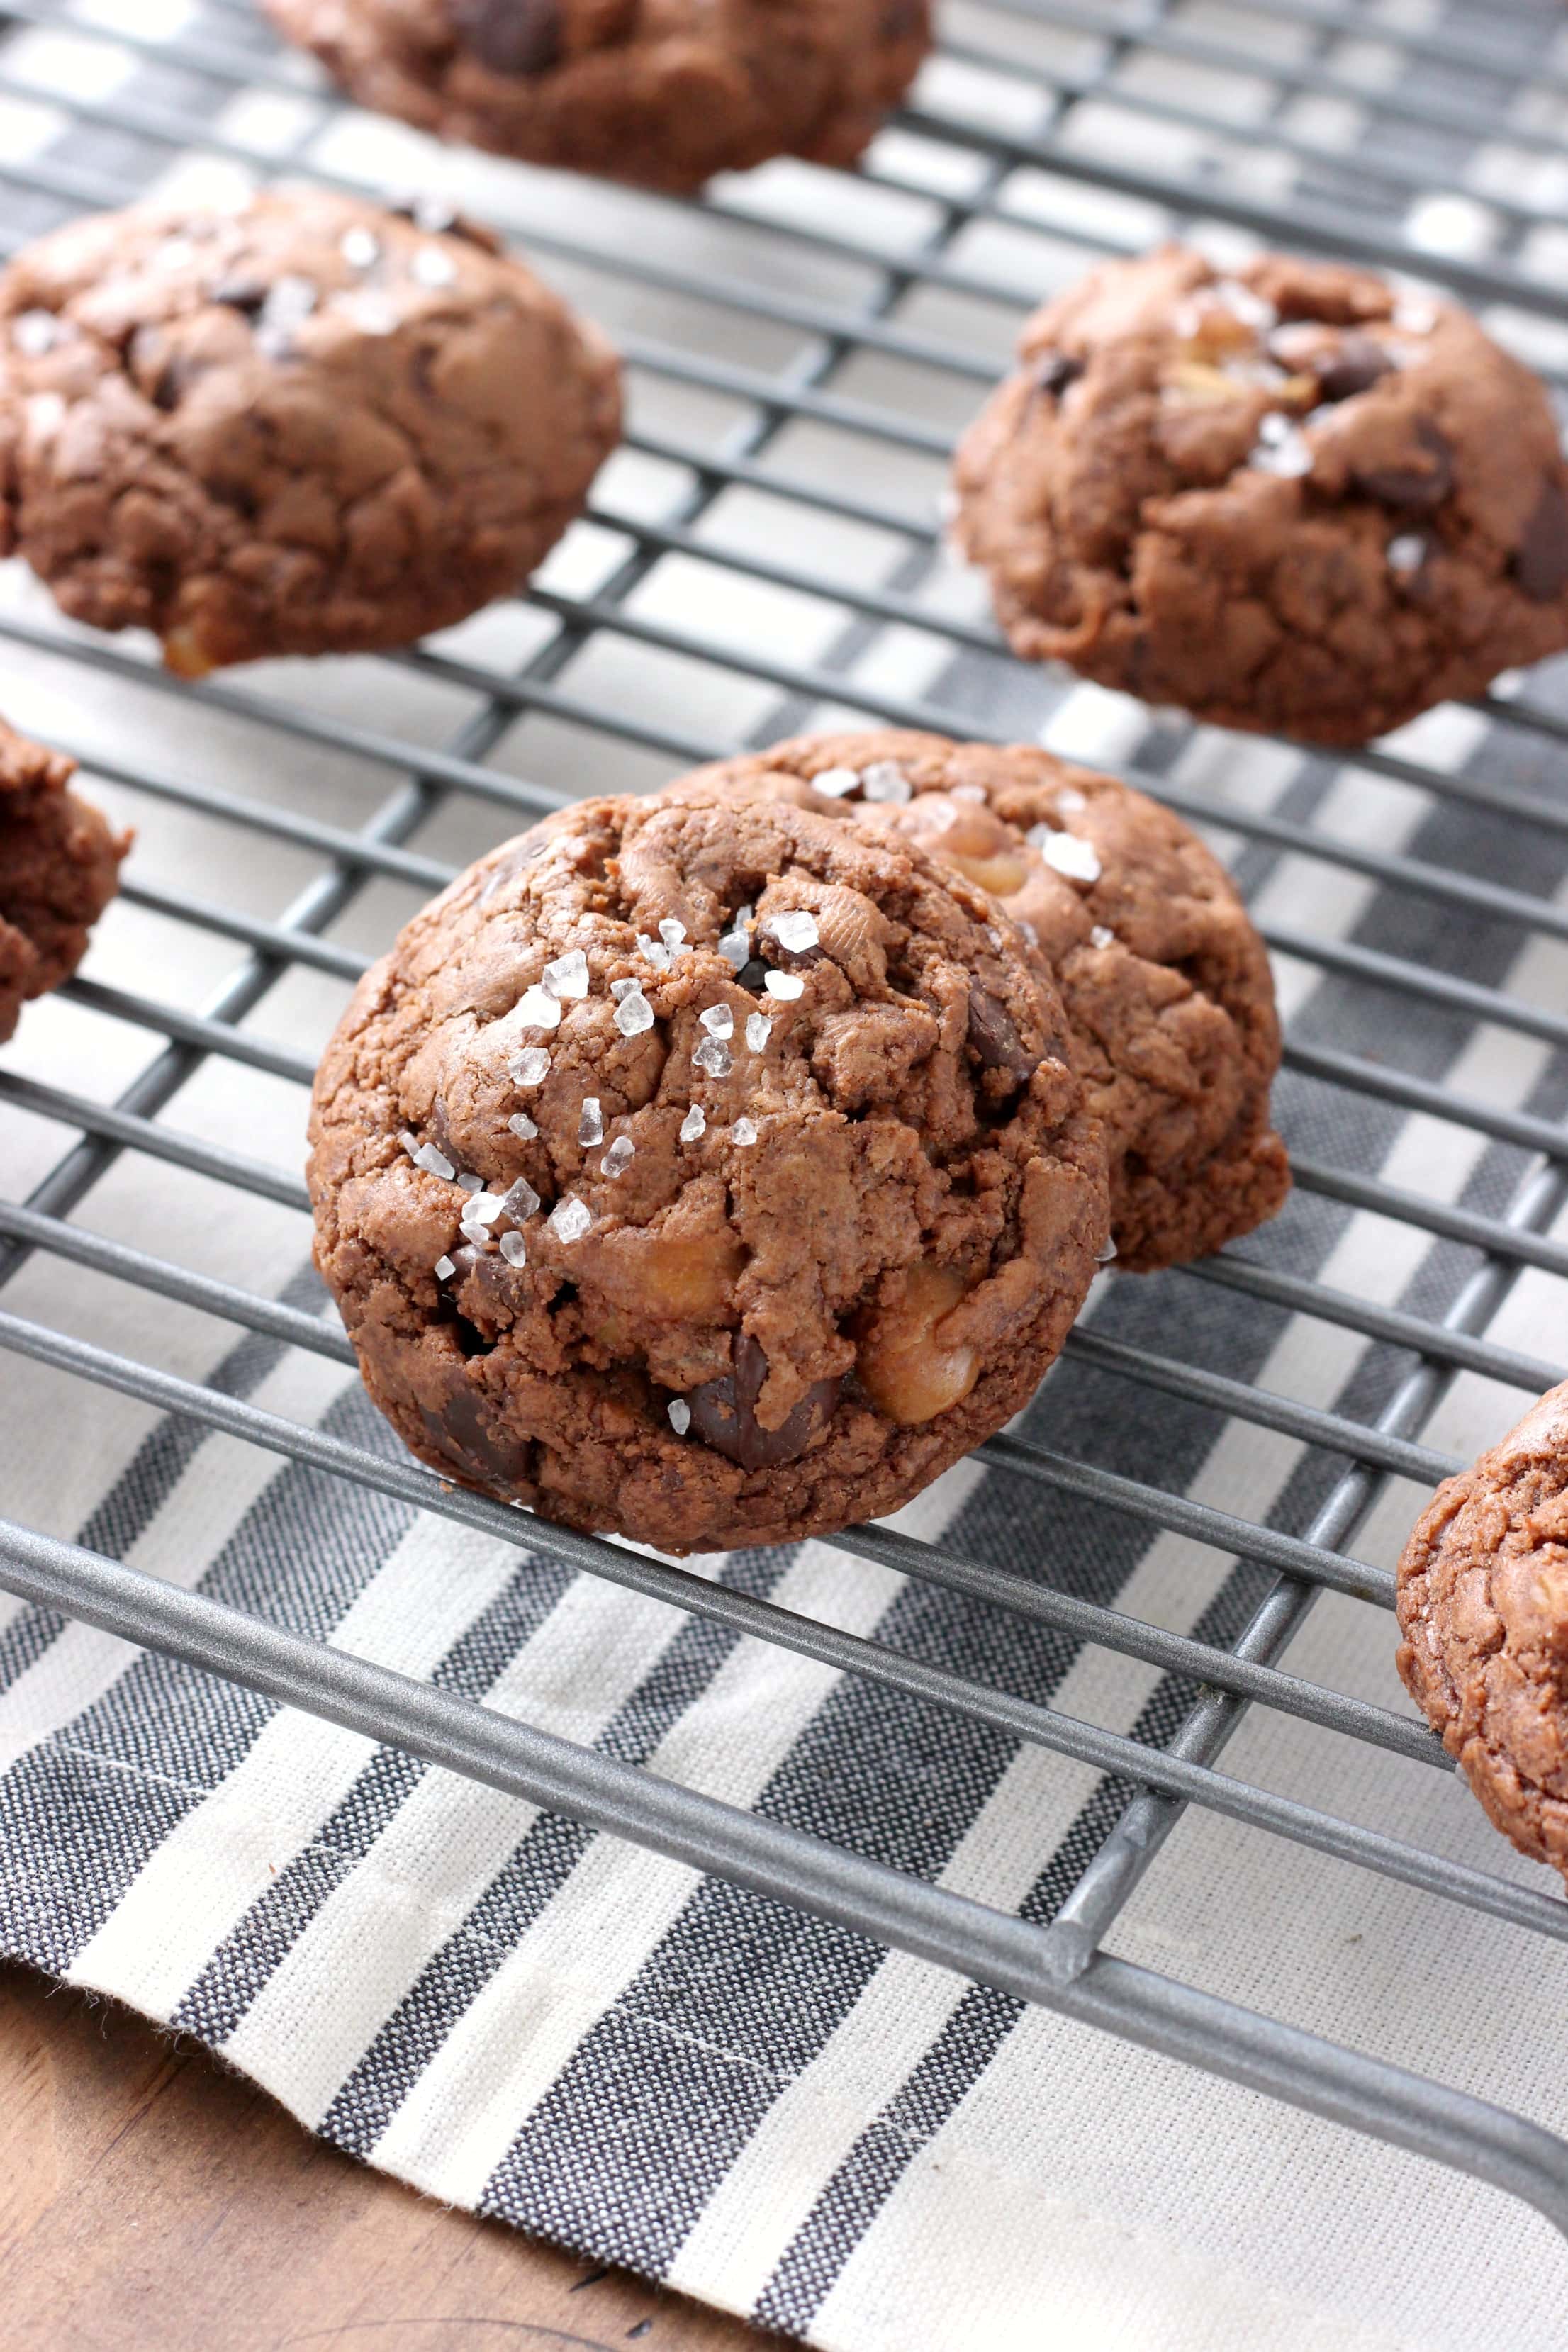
[0,1961,772,2352]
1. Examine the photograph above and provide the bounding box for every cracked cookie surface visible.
[0,715,128,1042]
[266,0,930,194]
[953,245,1568,744]
[689,729,1289,1270]
[1398,1382,1568,1886]
[0,187,621,674]
[308,780,1109,1554]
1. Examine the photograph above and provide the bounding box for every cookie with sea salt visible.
[0,713,128,1042]
[265,0,931,195]
[308,783,1109,1554]
[1398,1380,1568,1886]
[690,729,1289,1271]
[953,245,1568,744]
[0,187,620,676]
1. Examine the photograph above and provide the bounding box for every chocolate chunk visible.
[1354,419,1454,513]
[966,985,1038,1086]
[211,275,269,318]
[420,1389,528,1485]
[1031,351,1083,401]
[683,1334,841,1472]
[880,0,924,34]
[1308,330,1393,404]
[735,957,772,995]
[1513,479,1568,603]
[449,0,562,76]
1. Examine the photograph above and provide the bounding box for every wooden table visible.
[0,1961,768,2352]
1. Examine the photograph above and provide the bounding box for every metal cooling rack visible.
[3,0,1568,2249]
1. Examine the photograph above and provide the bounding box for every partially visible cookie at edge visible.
[953,244,1568,745]
[1397,1382,1568,1886]
[308,784,1109,1555]
[685,729,1289,1271]
[0,715,129,1041]
[0,186,621,676]
[265,0,931,194]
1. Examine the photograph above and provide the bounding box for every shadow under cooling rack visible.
[1,0,1567,2248]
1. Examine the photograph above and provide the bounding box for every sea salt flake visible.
[511,1047,550,1086]
[717,930,751,970]
[1250,418,1311,478]
[413,245,458,288]
[1214,277,1275,332]
[603,1137,635,1177]
[861,761,912,805]
[658,919,687,948]
[1097,1236,1119,1265]
[770,910,819,954]
[1055,786,1087,815]
[466,1193,504,1226]
[732,1118,758,1147]
[259,273,318,337]
[337,290,398,337]
[517,984,563,1030]
[1027,827,1102,885]
[543,947,589,999]
[746,1013,772,1053]
[456,1171,483,1194]
[398,1130,419,1155]
[765,970,805,1002]
[950,783,987,805]
[459,1221,490,1249]
[699,1004,734,1039]
[549,1197,591,1244]
[1394,300,1437,335]
[502,1177,541,1222]
[1387,532,1429,575]
[1090,925,1115,950]
[668,1399,692,1435]
[340,226,380,269]
[681,1106,707,1143]
[611,977,639,1000]
[578,1097,605,1146]
[812,766,860,798]
[508,1112,538,1141]
[499,1231,527,1267]
[11,310,60,357]
[694,1036,733,1078]
[615,986,654,1037]
[433,1255,457,1281]
[413,1143,456,1180]
[637,934,673,972]
[1019,920,1039,949]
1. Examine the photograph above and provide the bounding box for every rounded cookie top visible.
[1397,1382,1568,1884]
[0,187,621,674]
[0,714,128,1043]
[264,0,931,193]
[308,784,1109,1555]
[685,730,1288,1271]
[953,245,1568,745]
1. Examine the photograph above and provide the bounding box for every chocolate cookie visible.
[0,715,128,1041]
[308,782,1109,1553]
[688,731,1289,1271]
[1397,1382,1568,1885]
[953,245,1568,745]
[264,0,930,193]
[0,188,620,676]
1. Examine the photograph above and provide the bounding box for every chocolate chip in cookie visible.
[449,0,562,76]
